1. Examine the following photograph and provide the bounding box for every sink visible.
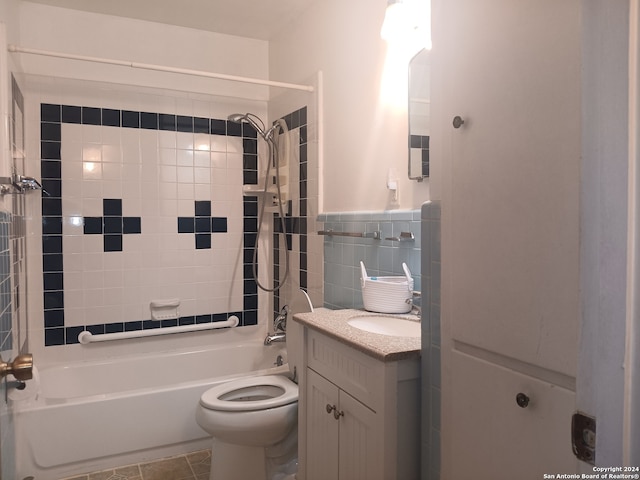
[347,315,421,338]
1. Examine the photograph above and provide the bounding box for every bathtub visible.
[14,341,288,480]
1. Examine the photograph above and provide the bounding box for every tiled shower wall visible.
[319,209,422,310]
[23,77,316,350]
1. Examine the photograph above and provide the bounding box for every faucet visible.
[264,305,289,345]
[406,291,422,318]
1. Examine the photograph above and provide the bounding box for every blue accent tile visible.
[105,322,124,333]
[211,119,226,135]
[103,217,123,234]
[103,198,122,216]
[140,112,158,129]
[122,110,140,128]
[44,328,65,346]
[159,114,176,131]
[194,117,210,134]
[226,120,241,136]
[195,200,211,217]
[43,272,64,291]
[195,234,211,249]
[41,123,61,141]
[65,326,84,344]
[123,217,141,234]
[124,321,143,331]
[44,309,64,328]
[41,104,61,122]
[41,160,62,179]
[62,105,81,124]
[102,108,121,127]
[82,107,101,125]
[177,115,193,132]
[83,217,103,234]
[179,316,195,326]
[104,235,123,252]
[41,141,61,159]
[86,324,105,335]
[178,217,195,233]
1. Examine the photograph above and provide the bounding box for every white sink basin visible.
[347,315,421,338]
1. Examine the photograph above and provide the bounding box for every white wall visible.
[269,0,431,213]
[579,0,630,467]
[17,1,270,101]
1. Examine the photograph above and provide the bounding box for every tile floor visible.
[61,449,211,480]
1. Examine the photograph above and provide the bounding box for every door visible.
[306,369,339,480]
[438,0,583,476]
[337,390,380,480]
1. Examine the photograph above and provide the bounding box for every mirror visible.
[408,48,431,181]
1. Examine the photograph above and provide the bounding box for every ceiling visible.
[23,0,318,40]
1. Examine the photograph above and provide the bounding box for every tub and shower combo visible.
[13,336,289,479]
[10,104,309,480]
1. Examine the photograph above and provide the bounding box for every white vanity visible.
[293,308,421,480]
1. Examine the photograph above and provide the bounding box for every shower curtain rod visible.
[8,44,315,92]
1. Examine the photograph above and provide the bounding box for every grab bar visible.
[78,316,239,344]
[318,230,381,239]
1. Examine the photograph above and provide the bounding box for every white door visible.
[306,369,339,480]
[438,0,584,476]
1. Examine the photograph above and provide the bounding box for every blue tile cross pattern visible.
[178,201,228,249]
[37,102,309,346]
[83,199,141,252]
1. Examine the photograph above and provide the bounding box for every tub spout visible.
[264,332,286,345]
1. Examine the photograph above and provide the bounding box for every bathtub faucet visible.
[264,305,289,345]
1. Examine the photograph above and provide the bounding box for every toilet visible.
[195,290,311,480]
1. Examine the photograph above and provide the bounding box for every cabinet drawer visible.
[307,330,384,411]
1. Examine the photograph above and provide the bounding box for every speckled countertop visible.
[292,308,421,362]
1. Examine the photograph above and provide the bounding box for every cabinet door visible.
[338,390,382,480]
[443,0,581,377]
[450,351,577,479]
[306,368,339,480]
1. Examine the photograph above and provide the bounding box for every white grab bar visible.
[78,316,240,344]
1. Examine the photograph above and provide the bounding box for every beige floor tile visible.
[186,450,211,477]
[139,456,194,480]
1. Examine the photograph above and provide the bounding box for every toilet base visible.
[210,439,266,480]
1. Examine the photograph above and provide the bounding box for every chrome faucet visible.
[406,291,422,318]
[264,305,289,345]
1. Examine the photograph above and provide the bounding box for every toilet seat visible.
[200,375,298,412]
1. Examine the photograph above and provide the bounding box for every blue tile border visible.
[40,103,260,346]
[272,106,309,315]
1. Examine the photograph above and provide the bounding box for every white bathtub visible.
[14,341,288,480]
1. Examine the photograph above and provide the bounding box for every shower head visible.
[227,113,248,123]
[227,113,278,141]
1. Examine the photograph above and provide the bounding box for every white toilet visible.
[196,291,310,480]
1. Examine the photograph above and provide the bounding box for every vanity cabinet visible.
[300,328,420,480]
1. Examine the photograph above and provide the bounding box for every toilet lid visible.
[200,375,298,412]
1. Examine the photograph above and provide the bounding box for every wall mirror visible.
[408,48,431,181]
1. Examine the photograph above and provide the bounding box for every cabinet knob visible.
[452,116,465,129]
[516,392,530,408]
[326,403,336,414]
